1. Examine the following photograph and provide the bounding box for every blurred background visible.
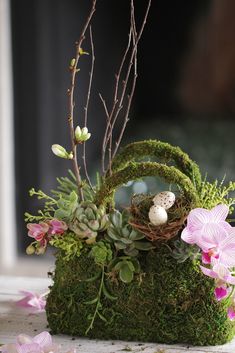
[1,0,235,276]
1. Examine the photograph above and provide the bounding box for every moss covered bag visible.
[44,140,235,345]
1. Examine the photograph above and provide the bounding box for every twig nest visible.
[153,191,176,210]
[148,205,168,226]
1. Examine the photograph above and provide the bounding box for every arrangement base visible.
[46,245,235,345]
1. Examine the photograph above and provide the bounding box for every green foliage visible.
[54,191,78,221]
[49,232,83,261]
[52,170,95,201]
[24,188,57,222]
[89,241,113,265]
[46,247,235,345]
[108,256,140,283]
[171,240,200,263]
[69,202,109,244]
[105,210,154,257]
[198,177,235,212]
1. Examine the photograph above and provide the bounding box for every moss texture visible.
[95,162,199,207]
[110,140,201,189]
[46,244,235,345]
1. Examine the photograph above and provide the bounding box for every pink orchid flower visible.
[16,290,46,313]
[198,227,235,267]
[200,259,235,285]
[214,286,230,301]
[1,332,76,353]
[181,204,231,247]
[228,307,235,320]
[27,222,49,241]
[48,219,68,235]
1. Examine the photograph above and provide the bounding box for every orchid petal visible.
[214,287,228,301]
[228,307,235,320]
[210,204,229,222]
[181,228,196,244]
[33,331,52,349]
[196,223,228,250]
[200,265,218,279]
[224,275,235,285]
[18,343,41,353]
[187,208,210,229]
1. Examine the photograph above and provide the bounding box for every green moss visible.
[95,162,199,207]
[46,244,235,345]
[110,140,201,189]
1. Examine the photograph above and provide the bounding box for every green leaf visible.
[84,270,101,282]
[129,230,144,241]
[119,263,134,283]
[97,311,107,322]
[84,297,98,305]
[102,283,118,301]
[134,241,155,251]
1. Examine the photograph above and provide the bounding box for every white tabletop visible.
[1,275,235,353]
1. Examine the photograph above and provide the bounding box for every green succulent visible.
[171,239,200,263]
[108,256,140,283]
[69,202,109,244]
[54,191,78,221]
[89,241,113,265]
[105,210,154,257]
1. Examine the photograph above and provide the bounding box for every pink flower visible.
[16,291,46,313]
[48,219,68,235]
[27,222,49,241]
[214,286,230,301]
[200,259,235,285]
[198,227,235,267]
[228,307,235,320]
[1,332,75,353]
[181,204,231,247]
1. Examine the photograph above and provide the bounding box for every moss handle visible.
[96,161,199,207]
[110,140,201,190]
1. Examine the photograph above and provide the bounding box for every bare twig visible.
[68,0,96,201]
[83,26,95,190]
[101,23,132,173]
[101,0,151,174]
[111,0,151,159]
[112,0,138,159]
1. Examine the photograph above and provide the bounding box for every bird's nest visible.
[129,194,190,243]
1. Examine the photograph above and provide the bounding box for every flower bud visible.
[51,144,70,159]
[35,246,46,255]
[74,126,82,140]
[75,126,91,143]
[26,244,35,255]
[70,58,76,67]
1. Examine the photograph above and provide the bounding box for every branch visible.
[83,26,95,190]
[101,21,132,174]
[67,0,96,201]
[101,0,152,174]
[111,0,151,159]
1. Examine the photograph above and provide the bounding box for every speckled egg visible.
[148,205,168,226]
[153,191,176,210]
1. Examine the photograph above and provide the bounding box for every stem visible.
[83,26,95,190]
[101,0,152,174]
[111,0,151,160]
[85,265,105,334]
[68,0,96,201]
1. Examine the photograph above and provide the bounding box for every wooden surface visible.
[1,276,235,353]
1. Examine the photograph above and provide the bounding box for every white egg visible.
[148,205,168,226]
[153,191,176,210]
